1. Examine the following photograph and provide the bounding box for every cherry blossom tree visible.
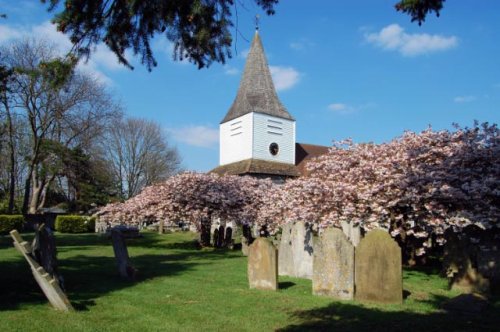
[271,122,499,258]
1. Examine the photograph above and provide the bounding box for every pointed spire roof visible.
[221,31,294,124]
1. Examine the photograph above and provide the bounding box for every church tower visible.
[214,31,299,179]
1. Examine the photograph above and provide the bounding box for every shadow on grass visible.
[277,295,500,332]
[0,234,241,311]
[279,281,296,290]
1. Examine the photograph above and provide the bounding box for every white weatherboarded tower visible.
[214,31,299,180]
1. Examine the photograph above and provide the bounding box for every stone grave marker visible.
[355,229,403,304]
[10,230,73,311]
[248,237,278,291]
[224,226,233,248]
[313,228,355,300]
[442,231,490,295]
[341,220,361,247]
[213,228,219,247]
[111,228,137,280]
[278,223,293,276]
[241,236,249,256]
[278,221,314,279]
[217,225,225,248]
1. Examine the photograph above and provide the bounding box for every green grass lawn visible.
[0,231,498,332]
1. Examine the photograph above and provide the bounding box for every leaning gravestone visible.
[111,228,137,280]
[355,229,403,304]
[248,237,278,291]
[10,230,73,311]
[278,223,294,276]
[313,228,355,300]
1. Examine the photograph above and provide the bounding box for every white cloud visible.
[238,48,250,59]
[0,25,23,43]
[224,65,239,75]
[328,103,356,115]
[289,39,315,51]
[365,24,458,56]
[153,37,190,65]
[289,42,303,50]
[168,125,219,148]
[453,95,476,103]
[0,21,126,85]
[269,65,300,91]
[327,102,375,115]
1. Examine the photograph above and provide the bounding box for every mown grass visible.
[0,231,498,332]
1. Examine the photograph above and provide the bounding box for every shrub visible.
[0,215,24,234]
[55,215,95,233]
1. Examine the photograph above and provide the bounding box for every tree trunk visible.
[22,174,31,215]
[5,101,16,214]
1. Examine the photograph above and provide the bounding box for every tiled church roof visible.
[295,143,330,176]
[211,158,300,177]
[221,31,294,124]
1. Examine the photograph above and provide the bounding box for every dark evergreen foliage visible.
[42,0,278,71]
[395,0,445,25]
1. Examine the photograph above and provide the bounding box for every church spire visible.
[221,31,294,124]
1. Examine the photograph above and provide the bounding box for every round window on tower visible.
[269,143,279,156]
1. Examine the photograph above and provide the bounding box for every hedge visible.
[55,215,96,233]
[0,215,24,234]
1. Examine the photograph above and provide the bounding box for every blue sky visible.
[1,1,499,171]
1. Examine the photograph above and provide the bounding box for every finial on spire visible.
[255,14,260,31]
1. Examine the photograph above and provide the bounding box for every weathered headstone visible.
[248,237,278,291]
[111,229,137,280]
[224,226,233,248]
[355,229,403,304]
[442,231,490,295]
[10,230,73,311]
[242,224,254,244]
[241,236,249,256]
[313,228,355,300]
[213,228,219,247]
[217,225,225,248]
[341,220,361,247]
[278,223,294,276]
[292,221,314,279]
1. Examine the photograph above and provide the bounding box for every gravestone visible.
[341,220,361,247]
[313,228,355,300]
[442,231,490,295]
[248,237,278,291]
[224,226,233,248]
[213,228,219,247]
[111,229,137,280]
[355,229,403,304]
[278,223,294,276]
[278,221,313,279]
[242,224,254,244]
[217,225,225,248]
[241,236,250,256]
[10,230,73,311]
[292,221,314,279]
